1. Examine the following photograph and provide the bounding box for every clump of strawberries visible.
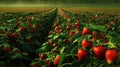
[32,11,120,67]
[77,27,120,64]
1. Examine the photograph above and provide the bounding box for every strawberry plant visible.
[0,8,120,67]
[35,8,120,67]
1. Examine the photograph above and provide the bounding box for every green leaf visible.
[73,36,88,44]
[88,24,107,33]
[0,62,6,67]
[60,47,65,53]
[107,31,120,44]
[53,33,66,40]
[36,42,52,53]
[11,53,22,59]
[71,33,81,42]
[70,45,78,54]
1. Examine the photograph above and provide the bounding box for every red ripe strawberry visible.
[66,26,70,31]
[49,40,54,46]
[105,49,119,64]
[48,32,51,35]
[76,26,80,29]
[48,61,55,67]
[40,53,47,60]
[3,46,10,52]
[0,30,4,34]
[72,24,76,28]
[15,33,21,38]
[75,21,79,26]
[54,55,60,65]
[102,34,106,39]
[78,49,88,60]
[56,30,62,34]
[28,23,33,29]
[69,32,75,37]
[15,23,20,28]
[92,37,97,42]
[75,29,81,34]
[92,32,98,37]
[93,46,106,60]
[45,60,51,65]
[65,38,71,43]
[26,37,31,42]
[6,33,14,38]
[82,27,92,36]
[14,50,20,53]
[82,39,92,48]
[55,26,60,31]
[31,64,39,67]
[20,27,26,32]
[9,30,14,33]
[53,43,59,48]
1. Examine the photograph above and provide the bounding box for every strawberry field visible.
[0,8,120,67]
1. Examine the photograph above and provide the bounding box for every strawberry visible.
[55,26,60,31]
[39,53,47,60]
[65,38,71,43]
[0,30,4,34]
[12,49,20,53]
[75,21,79,26]
[9,30,14,33]
[92,32,98,37]
[76,26,80,29]
[6,33,14,38]
[15,23,20,28]
[66,26,70,31]
[93,46,106,60]
[72,24,76,28]
[82,27,92,36]
[31,64,39,67]
[78,49,88,60]
[28,23,33,29]
[15,33,21,38]
[49,40,54,46]
[56,30,62,34]
[54,55,60,65]
[26,37,31,42]
[20,27,26,32]
[48,31,52,35]
[82,39,92,48]
[45,60,51,65]
[75,29,81,34]
[105,49,119,64]
[53,43,59,48]
[48,61,55,67]
[3,46,10,52]
[69,32,75,37]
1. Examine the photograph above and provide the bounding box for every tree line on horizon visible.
[0,0,119,4]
